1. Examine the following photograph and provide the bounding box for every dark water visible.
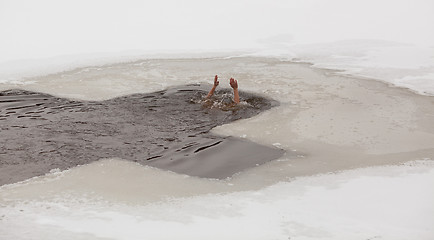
[0,84,283,185]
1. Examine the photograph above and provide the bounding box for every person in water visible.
[206,75,240,104]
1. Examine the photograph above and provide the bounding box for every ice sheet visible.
[1,0,433,94]
[252,40,434,95]
[1,160,433,240]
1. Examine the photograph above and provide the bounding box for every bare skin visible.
[206,75,219,99]
[206,75,240,104]
[229,77,240,104]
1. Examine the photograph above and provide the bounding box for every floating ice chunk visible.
[49,168,61,174]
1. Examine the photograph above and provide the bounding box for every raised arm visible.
[206,75,219,99]
[229,78,240,104]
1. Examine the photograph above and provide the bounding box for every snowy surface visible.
[1,0,433,94]
[1,161,433,240]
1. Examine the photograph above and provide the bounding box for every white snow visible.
[1,0,433,94]
[254,40,434,95]
[1,161,433,240]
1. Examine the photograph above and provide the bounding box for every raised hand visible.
[214,75,219,87]
[229,78,240,103]
[206,75,220,99]
[229,78,238,89]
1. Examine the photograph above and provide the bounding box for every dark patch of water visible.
[0,84,283,185]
